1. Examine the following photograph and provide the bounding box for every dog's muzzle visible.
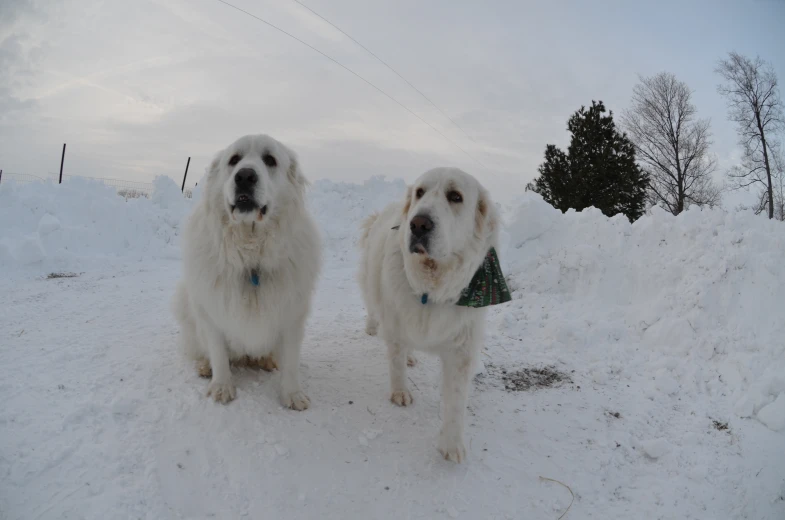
[408,214,433,254]
[233,167,260,213]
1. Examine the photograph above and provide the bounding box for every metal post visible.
[181,157,191,192]
[0,169,3,184]
[59,143,67,184]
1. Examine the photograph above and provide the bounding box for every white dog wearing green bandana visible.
[171,134,320,410]
[359,167,510,462]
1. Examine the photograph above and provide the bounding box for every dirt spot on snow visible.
[47,272,80,279]
[712,419,730,433]
[477,363,572,392]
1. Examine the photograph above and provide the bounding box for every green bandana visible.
[391,226,512,308]
[455,248,512,307]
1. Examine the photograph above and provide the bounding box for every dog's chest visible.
[396,298,480,351]
[207,272,295,348]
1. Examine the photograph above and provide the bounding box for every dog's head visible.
[205,134,306,226]
[400,167,498,301]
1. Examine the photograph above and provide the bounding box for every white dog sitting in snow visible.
[359,167,511,462]
[172,134,320,409]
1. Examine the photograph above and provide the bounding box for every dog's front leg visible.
[437,345,475,463]
[201,320,236,404]
[277,322,310,411]
[387,339,413,406]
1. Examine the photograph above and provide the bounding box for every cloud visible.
[0,0,783,206]
[0,0,36,30]
[0,0,50,122]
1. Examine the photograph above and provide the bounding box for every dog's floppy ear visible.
[286,148,308,193]
[206,150,223,181]
[402,185,413,216]
[475,186,497,239]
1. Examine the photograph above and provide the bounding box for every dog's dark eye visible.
[415,188,425,199]
[228,154,242,166]
[447,190,463,204]
[262,154,277,168]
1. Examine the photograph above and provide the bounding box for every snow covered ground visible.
[1,175,784,520]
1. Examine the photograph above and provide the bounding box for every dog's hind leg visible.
[257,355,278,372]
[196,358,212,378]
[237,355,278,372]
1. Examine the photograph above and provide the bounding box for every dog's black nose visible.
[410,214,434,238]
[235,168,258,189]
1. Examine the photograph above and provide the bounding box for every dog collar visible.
[250,269,260,286]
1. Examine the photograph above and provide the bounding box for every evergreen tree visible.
[529,101,649,221]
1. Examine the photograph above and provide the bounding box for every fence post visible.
[59,143,67,184]
[0,169,3,185]
[181,157,191,192]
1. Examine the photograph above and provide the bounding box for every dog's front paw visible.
[406,354,418,367]
[282,391,310,411]
[390,390,413,406]
[438,434,466,463]
[206,380,236,404]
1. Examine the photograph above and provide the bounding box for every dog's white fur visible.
[171,134,321,409]
[359,167,499,462]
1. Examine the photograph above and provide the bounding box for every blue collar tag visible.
[250,270,260,286]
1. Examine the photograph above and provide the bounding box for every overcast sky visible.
[1,0,784,205]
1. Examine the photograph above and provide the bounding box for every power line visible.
[290,0,478,144]
[214,0,485,169]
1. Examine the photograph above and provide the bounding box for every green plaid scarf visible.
[392,225,511,308]
[454,247,512,307]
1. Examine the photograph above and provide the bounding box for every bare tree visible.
[622,72,721,215]
[775,158,785,221]
[765,141,784,220]
[716,52,784,219]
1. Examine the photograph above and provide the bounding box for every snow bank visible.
[309,176,404,262]
[0,176,187,270]
[1,174,783,432]
[500,193,785,432]
[0,175,402,270]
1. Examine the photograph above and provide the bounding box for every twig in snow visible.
[539,476,574,520]
[306,418,335,438]
[366,406,376,416]
[17,329,25,337]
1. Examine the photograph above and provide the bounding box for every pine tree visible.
[529,101,649,222]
